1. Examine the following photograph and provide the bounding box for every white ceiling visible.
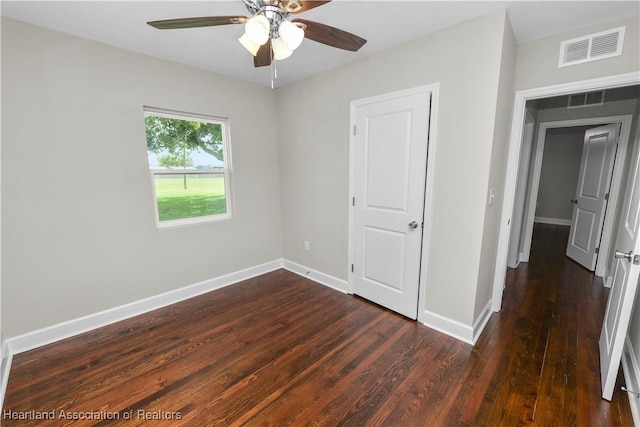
[2,1,639,88]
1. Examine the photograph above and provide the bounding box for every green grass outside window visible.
[154,175,227,221]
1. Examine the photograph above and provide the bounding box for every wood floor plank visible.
[2,224,634,426]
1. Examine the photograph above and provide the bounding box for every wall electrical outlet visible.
[304,241,310,251]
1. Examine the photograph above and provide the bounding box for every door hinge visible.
[352,197,355,206]
[605,193,609,201]
[353,125,356,136]
[351,264,354,273]
[595,247,600,254]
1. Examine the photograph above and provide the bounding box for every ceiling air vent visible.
[568,91,605,109]
[559,26,625,67]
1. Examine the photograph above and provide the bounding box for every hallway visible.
[495,222,633,425]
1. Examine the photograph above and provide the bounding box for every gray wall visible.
[277,10,512,327]
[515,15,639,92]
[1,18,283,338]
[535,127,586,221]
[475,14,518,320]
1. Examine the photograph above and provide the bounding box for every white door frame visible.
[348,83,440,325]
[507,109,535,268]
[492,72,640,312]
[520,115,632,278]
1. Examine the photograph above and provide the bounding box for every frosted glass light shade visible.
[245,15,270,45]
[239,33,260,56]
[272,37,292,60]
[279,20,304,51]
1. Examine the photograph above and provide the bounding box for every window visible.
[144,107,232,227]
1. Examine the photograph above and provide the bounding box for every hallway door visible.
[566,124,620,270]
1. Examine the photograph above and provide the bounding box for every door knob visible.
[408,221,419,230]
[615,250,633,262]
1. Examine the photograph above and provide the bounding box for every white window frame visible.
[144,106,233,228]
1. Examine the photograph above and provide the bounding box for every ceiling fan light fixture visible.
[238,33,260,56]
[279,20,304,51]
[272,37,293,60]
[245,14,270,45]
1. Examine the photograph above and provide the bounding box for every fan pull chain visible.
[270,60,278,89]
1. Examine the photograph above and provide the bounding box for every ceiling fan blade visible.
[292,19,366,52]
[147,16,247,30]
[254,41,273,67]
[288,1,331,14]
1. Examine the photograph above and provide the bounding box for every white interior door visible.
[599,135,640,401]
[566,124,620,270]
[351,90,430,319]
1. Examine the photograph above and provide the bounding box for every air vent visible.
[568,91,605,109]
[559,26,625,67]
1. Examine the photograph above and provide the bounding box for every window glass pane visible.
[145,115,224,169]
[154,173,227,221]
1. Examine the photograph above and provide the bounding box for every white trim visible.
[421,310,474,345]
[420,299,493,346]
[0,258,350,409]
[418,84,439,325]
[472,299,494,344]
[605,267,613,288]
[0,260,282,409]
[347,83,440,325]
[4,259,282,357]
[520,115,632,275]
[507,110,535,269]
[492,72,640,313]
[534,217,572,226]
[0,252,477,410]
[0,341,11,411]
[622,336,640,426]
[282,259,348,293]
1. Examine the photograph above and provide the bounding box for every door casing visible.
[348,83,440,325]
[493,72,640,312]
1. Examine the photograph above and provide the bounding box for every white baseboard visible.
[534,217,572,226]
[0,258,349,410]
[0,341,12,412]
[4,259,283,357]
[421,299,493,346]
[281,259,348,293]
[1,258,474,411]
[518,251,528,264]
[472,300,493,344]
[622,336,640,426]
[604,268,613,288]
[1,258,344,358]
[422,309,474,345]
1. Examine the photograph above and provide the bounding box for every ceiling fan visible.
[147,0,367,68]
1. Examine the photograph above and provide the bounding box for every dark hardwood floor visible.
[2,224,634,425]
